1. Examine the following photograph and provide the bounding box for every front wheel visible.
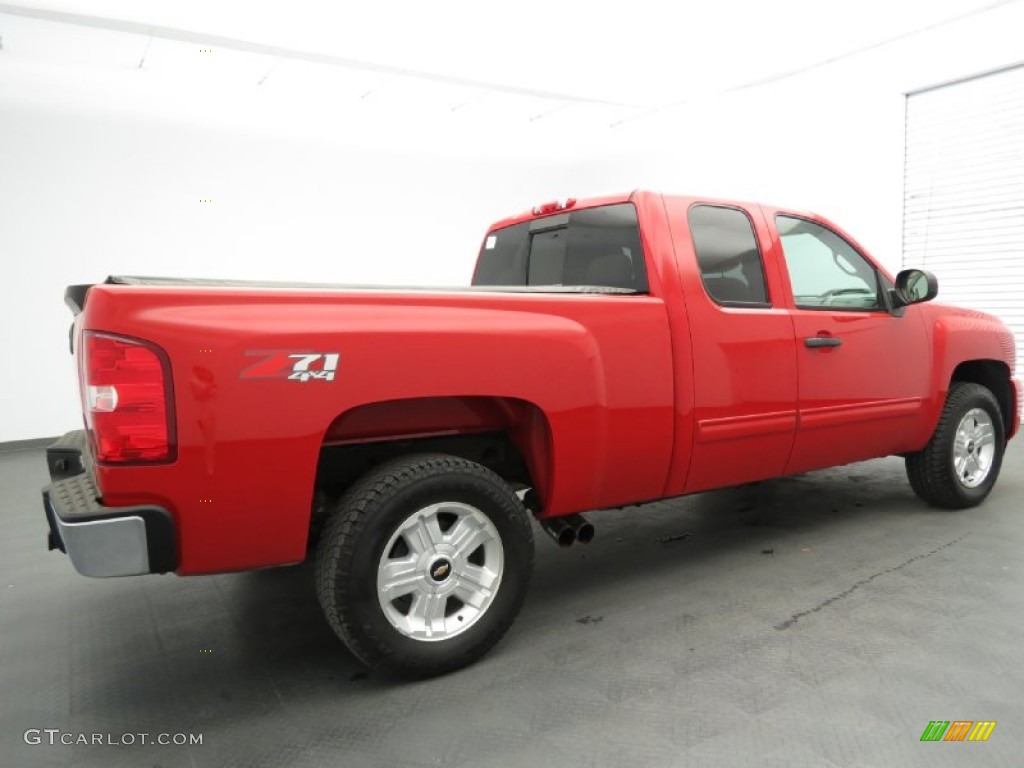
[906,382,1006,509]
[315,453,534,677]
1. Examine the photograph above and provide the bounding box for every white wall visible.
[598,1,1024,276]
[3,0,1023,442]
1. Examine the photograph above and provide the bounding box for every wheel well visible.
[951,360,1013,435]
[316,430,535,495]
[309,396,552,543]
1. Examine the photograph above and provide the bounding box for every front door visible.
[770,213,932,474]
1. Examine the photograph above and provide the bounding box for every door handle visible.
[805,336,842,348]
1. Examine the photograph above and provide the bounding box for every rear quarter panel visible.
[82,285,674,574]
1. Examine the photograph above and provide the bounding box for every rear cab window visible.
[473,203,649,292]
[688,205,771,308]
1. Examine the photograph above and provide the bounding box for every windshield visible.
[472,203,649,292]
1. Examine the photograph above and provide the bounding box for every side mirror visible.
[893,268,938,307]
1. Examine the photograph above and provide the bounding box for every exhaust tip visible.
[554,527,575,548]
[575,522,595,545]
[539,517,577,548]
[563,514,595,545]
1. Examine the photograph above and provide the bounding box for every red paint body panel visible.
[70,191,1019,576]
[662,197,799,493]
[82,285,675,574]
[756,204,937,472]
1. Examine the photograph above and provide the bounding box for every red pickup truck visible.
[43,191,1019,676]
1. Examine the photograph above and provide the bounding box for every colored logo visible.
[920,721,996,742]
[241,351,340,382]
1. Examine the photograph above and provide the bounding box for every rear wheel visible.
[315,453,534,676]
[906,382,1006,509]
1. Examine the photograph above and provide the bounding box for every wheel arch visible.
[309,396,553,544]
[950,360,1015,439]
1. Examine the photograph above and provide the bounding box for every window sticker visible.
[485,235,497,250]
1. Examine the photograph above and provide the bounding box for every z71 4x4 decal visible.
[241,351,340,382]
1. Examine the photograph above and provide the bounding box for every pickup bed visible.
[43,190,1020,676]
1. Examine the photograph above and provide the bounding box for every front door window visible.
[776,216,882,310]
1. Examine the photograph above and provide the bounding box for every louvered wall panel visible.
[904,63,1024,389]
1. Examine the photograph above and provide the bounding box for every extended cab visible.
[43,191,1020,675]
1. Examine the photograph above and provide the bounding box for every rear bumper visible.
[42,431,177,577]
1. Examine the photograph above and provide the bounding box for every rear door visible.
[767,212,932,473]
[665,199,799,493]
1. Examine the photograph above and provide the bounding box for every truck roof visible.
[485,190,823,232]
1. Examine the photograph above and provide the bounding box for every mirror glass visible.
[895,269,938,306]
[904,271,929,301]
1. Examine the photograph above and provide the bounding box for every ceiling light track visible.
[0,2,638,109]
[609,0,1024,127]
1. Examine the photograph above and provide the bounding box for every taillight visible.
[80,331,176,463]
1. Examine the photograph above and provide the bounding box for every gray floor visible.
[2,443,1022,768]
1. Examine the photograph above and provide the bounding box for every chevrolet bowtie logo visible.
[432,563,450,580]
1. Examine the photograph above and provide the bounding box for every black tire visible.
[314,453,534,677]
[906,382,1006,509]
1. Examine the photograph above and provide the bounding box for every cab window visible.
[688,205,770,307]
[473,203,648,292]
[776,216,882,310]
